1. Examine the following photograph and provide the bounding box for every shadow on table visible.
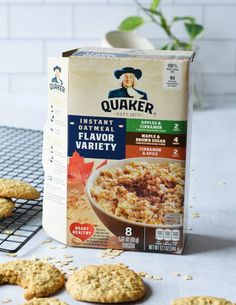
[184,233,236,255]
[135,283,152,304]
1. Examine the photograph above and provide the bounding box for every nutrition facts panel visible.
[156,229,180,241]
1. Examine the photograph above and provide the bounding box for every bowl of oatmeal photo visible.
[86,158,186,235]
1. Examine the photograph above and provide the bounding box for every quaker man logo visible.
[49,66,65,93]
[101,67,154,114]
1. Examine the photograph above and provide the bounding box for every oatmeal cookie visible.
[0,197,15,219]
[172,296,234,305]
[0,260,65,300]
[66,264,145,303]
[0,178,40,199]
[22,298,69,305]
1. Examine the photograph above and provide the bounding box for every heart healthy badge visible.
[70,222,95,242]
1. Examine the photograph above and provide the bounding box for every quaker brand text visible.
[101,98,154,114]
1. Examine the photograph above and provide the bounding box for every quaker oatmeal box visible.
[43,47,194,254]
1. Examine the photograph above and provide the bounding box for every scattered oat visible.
[138,272,148,277]
[152,275,163,280]
[68,266,78,271]
[3,229,13,235]
[117,263,128,268]
[60,261,70,267]
[6,253,17,257]
[45,256,53,261]
[183,274,193,280]
[138,271,162,280]
[1,299,12,304]
[58,245,67,249]
[64,259,74,264]
[145,274,153,280]
[114,250,124,254]
[100,254,114,259]
[49,246,57,249]
[192,212,200,218]
[40,239,52,244]
[53,259,61,264]
[99,249,124,259]
[219,181,226,185]
[189,204,193,208]
[187,227,193,231]
[173,272,181,277]
[31,256,40,261]
[64,255,74,258]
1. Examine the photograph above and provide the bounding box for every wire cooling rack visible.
[0,126,44,253]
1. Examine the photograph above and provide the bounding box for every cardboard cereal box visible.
[43,47,194,254]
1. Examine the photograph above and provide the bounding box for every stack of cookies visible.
[0,178,40,219]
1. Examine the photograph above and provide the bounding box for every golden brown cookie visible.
[0,197,15,219]
[0,260,65,300]
[171,296,234,305]
[0,178,40,199]
[22,298,69,305]
[66,264,145,303]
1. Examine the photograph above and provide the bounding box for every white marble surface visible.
[0,104,236,305]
